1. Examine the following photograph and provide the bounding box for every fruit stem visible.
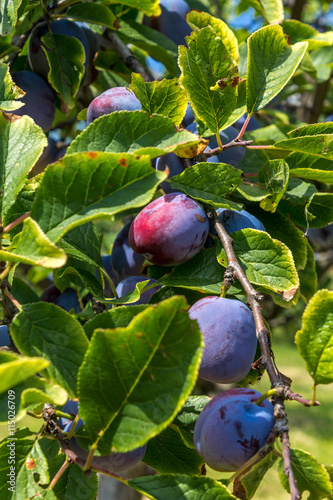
[55,410,75,421]
[47,459,70,490]
[2,212,31,233]
[65,413,82,441]
[235,114,251,141]
[253,389,277,405]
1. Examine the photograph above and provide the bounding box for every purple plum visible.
[0,325,10,347]
[116,276,160,305]
[150,0,192,46]
[155,153,185,193]
[41,285,82,314]
[216,208,266,233]
[128,193,209,266]
[86,87,141,124]
[193,388,275,471]
[111,223,145,279]
[11,71,55,132]
[188,296,257,383]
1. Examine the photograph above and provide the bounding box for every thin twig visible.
[2,212,31,233]
[206,209,301,500]
[102,31,153,82]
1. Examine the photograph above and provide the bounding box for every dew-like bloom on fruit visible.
[188,296,257,383]
[128,193,209,266]
[193,388,275,471]
[86,87,141,124]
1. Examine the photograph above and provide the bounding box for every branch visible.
[206,209,301,500]
[101,31,153,82]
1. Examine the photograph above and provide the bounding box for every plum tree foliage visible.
[1,0,333,499]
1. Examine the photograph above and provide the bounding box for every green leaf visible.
[130,74,187,126]
[0,62,25,111]
[278,449,333,499]
[217,229,299,301]
[282,20,331,51]
[2,174,42,237]
[157,247,225,294]
[58,223,102,270]
[11,302,89,397]
[259,0,284,24]
[174,395,210,447]
[298,239,317,301]
[66,3,117,30]
[42,33,85,110]
[169,162,242,206]
[275,130,333,161]
[130,474,237,499]
[287,152,333,184]
[143,425,204,475]
[78,296,203,455]
[0,217,67,268]
[48,455,98,500]
[258,159,290,212]
[110,0,160,16]
[249,210,307,271]
[186,10,239,62]
[0,438,50,500]
[295,289,333,386]
[0,0,22,36]
[237,453,278,500]
[67,111,206,159]
[31,152,166,243]
[277,178,317,228]
[118,19,178,76]
[0,356,49,394]
[0,113,47,220]
[179,26,238,135]
[247,25,307,113]
[306,193,333,228]
[11,277,40,304]
[84,305,149,340]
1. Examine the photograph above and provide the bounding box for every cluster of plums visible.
[58,399,146,472]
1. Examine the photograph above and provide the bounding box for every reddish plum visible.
[188,296,257,383]
[128,193,209,266]
[193,388,275,471]
[86,87,141,124]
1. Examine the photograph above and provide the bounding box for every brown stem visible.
[205,139,253,158]
[291,0,306,20]
[308,78,330,124]
[48,459,70,490]
[236,114,251,141]
[281,431,301,500]
[102,31,153,82]
[206,210,301,500]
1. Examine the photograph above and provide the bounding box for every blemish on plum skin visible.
[118,158,127,167]
[195,214,206,223]
[87,152,98,159]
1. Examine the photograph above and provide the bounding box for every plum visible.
[111,223,145,279]
[116,276,160,305]
[193,388,275,471]
[209,126,245,167]
[149,0,192,46]
[58,399,146,472]
[11,71,55,132]
[0,325,10,347]
[32,138,67,174]
[216,208,266,233]
[28,20,89,79]
[41,285,82,314]
[155,153,185,193]
[86,87,141,124]
[188,296,257,383]
[128,193,209,266]
[182,103,195,128]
